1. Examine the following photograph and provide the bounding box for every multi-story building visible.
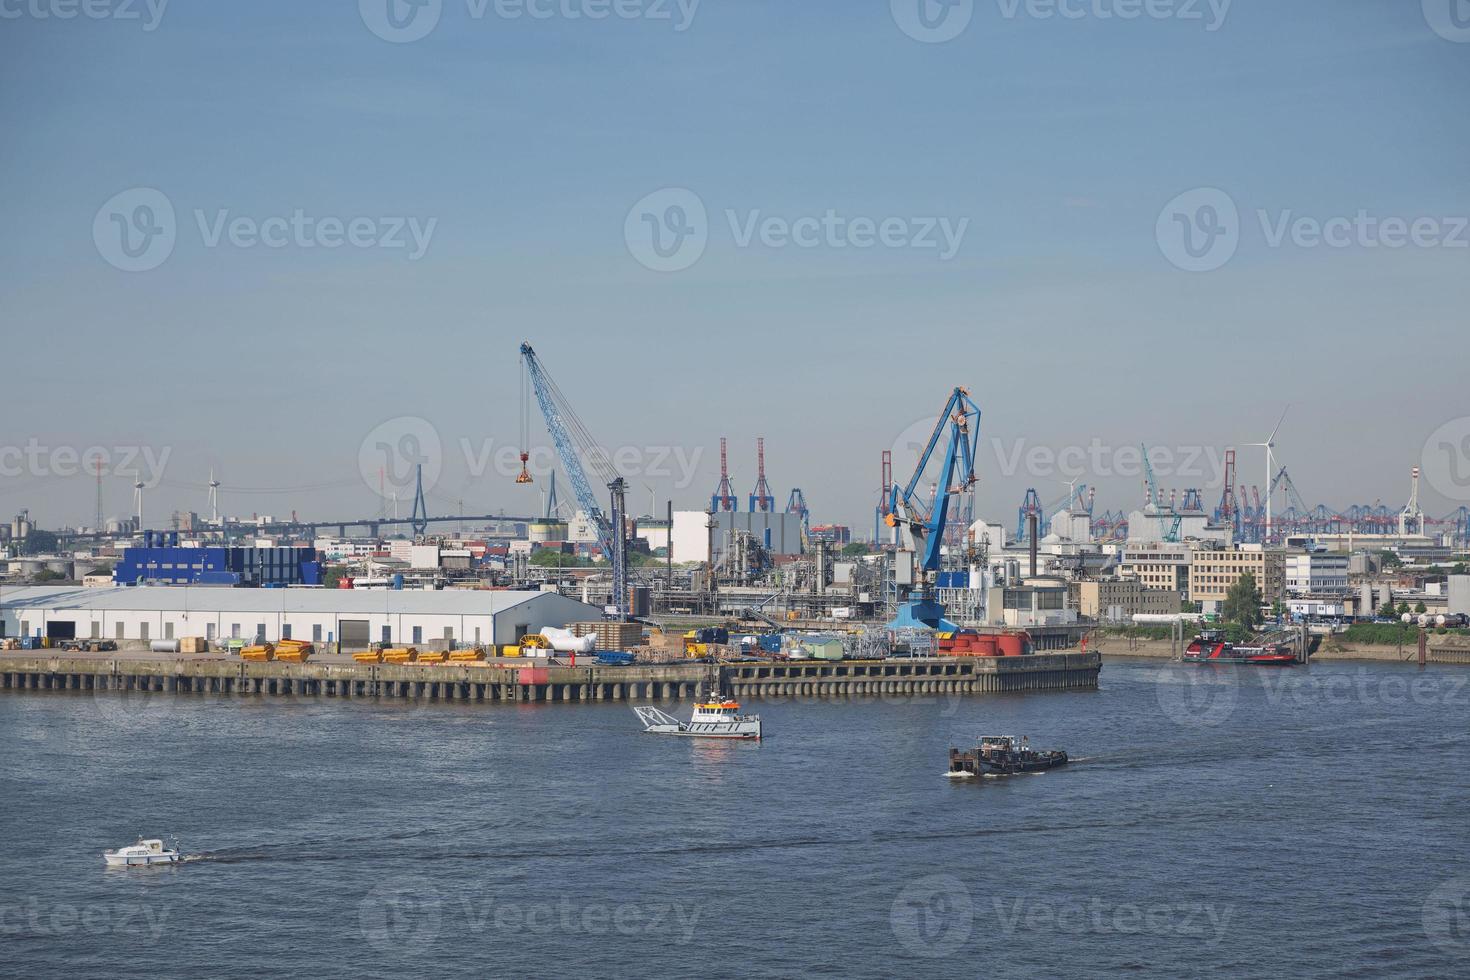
[1189,545,1285,609]
[1284,553,1349,595]
[1117,542,1194,598]
[1074,578,1180,622]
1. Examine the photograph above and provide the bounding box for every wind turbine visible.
[1247,407,1289,543]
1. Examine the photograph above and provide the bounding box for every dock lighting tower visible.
[1247,407,1288,542]
[208,468,221,524]
[133,478,145,529]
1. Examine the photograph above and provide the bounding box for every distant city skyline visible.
[2,1,1467,531]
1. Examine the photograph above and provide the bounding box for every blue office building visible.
[115,533,321,587]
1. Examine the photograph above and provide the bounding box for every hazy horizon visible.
[3,1,1468,532]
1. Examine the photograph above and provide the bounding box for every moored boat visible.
[1184,629,1297,665]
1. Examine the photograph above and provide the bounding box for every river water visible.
[3,656,1468,978]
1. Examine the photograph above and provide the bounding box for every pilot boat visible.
[949,736,1068,776]
[633,688,762,740]
[103,838,181,867]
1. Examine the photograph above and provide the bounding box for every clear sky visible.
[1,0,1467,533]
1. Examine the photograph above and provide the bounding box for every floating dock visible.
[0,652,1101,704]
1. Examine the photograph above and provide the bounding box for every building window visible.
[140,622,150,641]
[412,626,423,645]
[382,625,391,644]
[165,622,174,640]
[313,624,322,643]
[256,623,266,642]
[444,627,454,641]
[283,624,292,640]
[231,623,241,639]
[116,622,125,640]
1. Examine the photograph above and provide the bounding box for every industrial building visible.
[1116,543,1194,598]
[669,511,805,564]
[0,586,601,649]
[1188,546,1286,608]
[1284,552,1350,595]
[1074,579,1179,622]
[113,538,321,587]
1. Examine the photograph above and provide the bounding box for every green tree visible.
[1180,600,1202,614]
[1378,602,1397,619]
[529,551,589,568]
[321,565,348,589]
[1414,601,1427,614]
[1378,550,1403,569]
[840,542,870,556]
[1397,602,1411,616]
[1222,571,1262,630]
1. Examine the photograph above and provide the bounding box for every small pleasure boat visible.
[633,688,762,739]
[103,838,181,867]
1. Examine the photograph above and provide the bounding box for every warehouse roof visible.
[0,585,587,617]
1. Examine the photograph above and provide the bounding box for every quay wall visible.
[0,652,1102,705]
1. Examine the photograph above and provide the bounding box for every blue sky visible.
[1,0,1467,532]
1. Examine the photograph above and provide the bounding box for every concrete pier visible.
[0,652,1101,706]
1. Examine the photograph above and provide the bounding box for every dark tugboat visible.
[1184,629,1297,666]
[948,736,1068,777]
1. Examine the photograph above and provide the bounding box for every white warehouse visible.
[0,586,603,650]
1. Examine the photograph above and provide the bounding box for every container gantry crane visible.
[882,387,981,630]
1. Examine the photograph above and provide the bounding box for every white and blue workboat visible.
[634,688,762,740]
[103,838,181,867]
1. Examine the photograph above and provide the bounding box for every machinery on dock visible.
[883,387,982,630]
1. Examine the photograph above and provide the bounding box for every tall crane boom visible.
[883,386,982,629]
[519,343,614,561]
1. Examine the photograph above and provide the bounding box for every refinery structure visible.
[2,345,1468,654]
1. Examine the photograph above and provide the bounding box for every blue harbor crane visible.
[518,342,627,618]
[882,387,982,630]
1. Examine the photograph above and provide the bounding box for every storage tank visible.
[1361,583,1375,617]
[970,635,998,656]
[996,633,1025,657]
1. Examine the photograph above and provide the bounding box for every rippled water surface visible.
[3,656,1469,978]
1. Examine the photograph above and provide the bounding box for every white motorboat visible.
[634,689,762,740]
[103,838,180,867]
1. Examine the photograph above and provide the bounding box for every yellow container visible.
[352,651,382,664]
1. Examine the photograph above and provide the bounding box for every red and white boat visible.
[1185,629,1297,665]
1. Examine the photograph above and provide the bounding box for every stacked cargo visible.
[447,649,486,663]
[416,651,447,664]
[571,621,643,650]
[274,639,313,663]
[240,644,274,662]
[381,647,417,664]
[179,636,210,654]
[352,651,382,664]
